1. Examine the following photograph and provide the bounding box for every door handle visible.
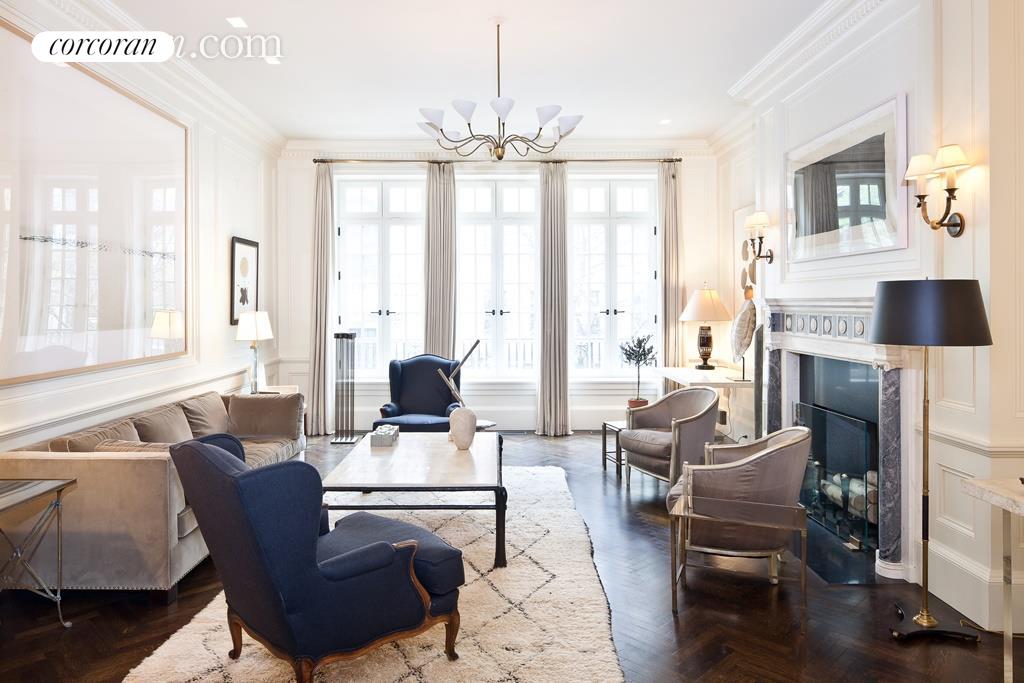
[485,309,496,315]
[370,309,383,315]
[599,309,610,315]
[613,309,626,315]
[384,309,396,316]
[498,310,511,315]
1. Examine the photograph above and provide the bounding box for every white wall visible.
[0,0,283,449]
[274,139,719,431]
[715,0,1024,629]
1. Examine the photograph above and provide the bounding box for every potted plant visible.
[620,334,657,408]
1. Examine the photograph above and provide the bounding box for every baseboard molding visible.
[928,538,1024,630]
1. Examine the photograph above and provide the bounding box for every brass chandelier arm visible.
[504,134,558,154]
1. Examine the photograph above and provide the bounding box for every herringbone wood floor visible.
[0,432,1012,681]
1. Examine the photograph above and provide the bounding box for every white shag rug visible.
[125,466,623,682]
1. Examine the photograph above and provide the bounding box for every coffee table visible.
[322,432,507,568]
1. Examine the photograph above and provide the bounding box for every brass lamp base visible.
[890,603,980,642]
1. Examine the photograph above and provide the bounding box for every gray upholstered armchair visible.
[619,387,719,488]
[666,427,811,609]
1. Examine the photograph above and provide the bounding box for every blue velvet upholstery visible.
[373,354,461,433]
[195,432,245,461]
[169,440,462,663]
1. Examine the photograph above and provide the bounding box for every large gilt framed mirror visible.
[0,18,188,385]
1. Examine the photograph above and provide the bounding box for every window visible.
[335,176,425,374]
[568,175,659,374]
[41,180,100,360]
[455,177,539,376]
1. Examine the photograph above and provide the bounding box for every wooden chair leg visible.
[445,609,460,661]
[291,658,314,683]
[227,609,243,659]
[679,521,687,590]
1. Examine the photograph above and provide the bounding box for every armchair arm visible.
[318,541,398,582]
[380,402,401,418]
[445,402,461,417]
[227,393,304,439]
[194,433,245,461]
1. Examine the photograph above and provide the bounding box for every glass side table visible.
[601,420,627,476]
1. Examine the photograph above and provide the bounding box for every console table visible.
[0,479,76,628]
[961,478,1024,682]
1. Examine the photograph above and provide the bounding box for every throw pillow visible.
[178,391,230,437]
[133,405,194,443]
[64,419,141,452]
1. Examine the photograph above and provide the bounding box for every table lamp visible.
[679,283,732,370]
[869,279,991,643]
[236,311,274,394]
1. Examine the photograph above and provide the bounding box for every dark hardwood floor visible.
[0,432,1012,681]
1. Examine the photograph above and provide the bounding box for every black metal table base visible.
[890,602,981,642]
[325,485,508,569]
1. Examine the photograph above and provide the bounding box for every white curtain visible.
[659,160,684,385]
[423,162,456,358]
[536,162,572,436]
[307,163,335,435]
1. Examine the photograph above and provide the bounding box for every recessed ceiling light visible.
[659,118,672,125]
[226,17,247,28]
[264,56,280,65]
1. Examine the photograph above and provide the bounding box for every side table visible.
[601,420,627,476]
[0,478,77,628]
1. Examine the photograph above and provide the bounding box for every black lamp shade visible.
[869,279,992,347]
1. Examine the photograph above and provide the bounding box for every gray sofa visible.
[0,390,304,596]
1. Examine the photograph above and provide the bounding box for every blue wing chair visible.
[373,354,461,432]
[169,438,464,682]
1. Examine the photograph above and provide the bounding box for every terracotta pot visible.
[627,398,649,409]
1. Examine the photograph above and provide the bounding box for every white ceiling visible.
[115,0,823,141]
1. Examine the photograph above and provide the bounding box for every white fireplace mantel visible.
[764,296,905,370]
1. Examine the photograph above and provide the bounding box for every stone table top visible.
[961,478,1024,516]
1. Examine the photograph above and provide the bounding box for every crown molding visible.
[727,0,889,107]
[279,137,715,162]
[708,112,755,157]
[0,0,285,152]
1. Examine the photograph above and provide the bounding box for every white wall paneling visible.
[0,0,284,449]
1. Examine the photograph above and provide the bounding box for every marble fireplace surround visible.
[765,296,905,579]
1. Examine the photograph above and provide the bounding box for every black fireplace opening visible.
[796,355,880,559]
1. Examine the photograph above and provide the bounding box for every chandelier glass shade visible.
[417,24,583,160]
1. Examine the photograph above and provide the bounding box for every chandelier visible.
[416,23,583,160]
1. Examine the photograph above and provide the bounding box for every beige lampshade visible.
[744,211,771,237]
[932,144,970,172]
[150,309,184,340]
[679,286,732,323]
[236,311,274,341]
[903,153,937,180]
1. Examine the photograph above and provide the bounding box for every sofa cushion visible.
[373,414,450,432]
[64,419,141,452]
[324,511,465,596]
[95,439,172,452]
[627,451,671,480]
[179,392,230,437]
[619,428,672,458]
[13,439,54,452]
[227,394,303,439]
[238,438,297,469]
[134,405,193,443]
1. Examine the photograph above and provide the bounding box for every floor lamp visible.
[869,279,992,642]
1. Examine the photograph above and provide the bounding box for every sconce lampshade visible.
[679,286,732,323]
[904,154,937,181]
[932,144,970,173]
[236,311,274,342]
[744,211,771,237]
[150,309,184,340]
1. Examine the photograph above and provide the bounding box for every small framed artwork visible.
[230,237,259,325]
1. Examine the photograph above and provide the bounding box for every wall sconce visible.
[743,211,774,263]
[904,144,970,238]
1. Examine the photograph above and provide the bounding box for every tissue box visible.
[370,424,400,447]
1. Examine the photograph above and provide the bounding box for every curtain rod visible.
[312,157,682,164]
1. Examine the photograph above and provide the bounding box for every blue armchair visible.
[373,354,461,432]
[169,438,464,682]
